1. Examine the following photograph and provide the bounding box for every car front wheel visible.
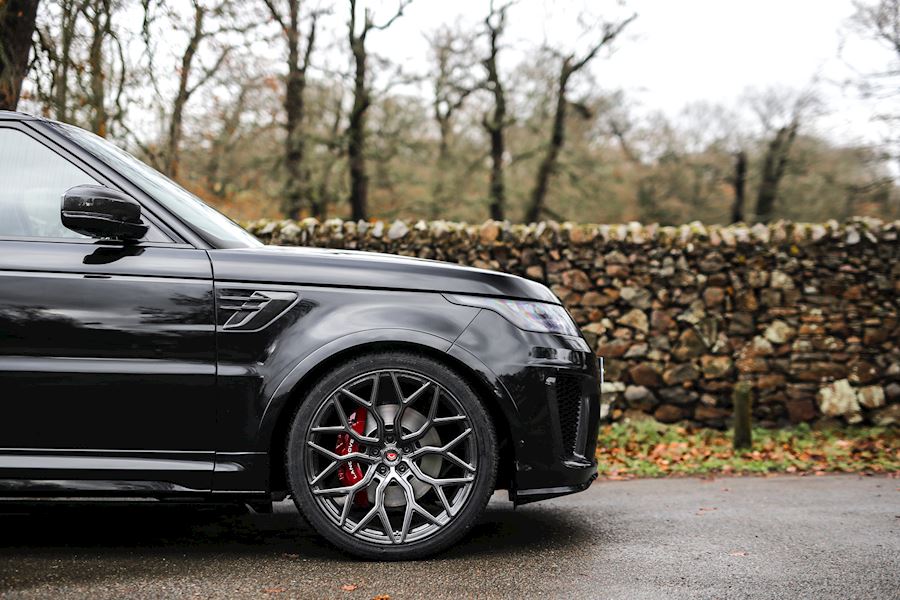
[286,351,497,560]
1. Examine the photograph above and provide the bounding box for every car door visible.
[0,123,216,494]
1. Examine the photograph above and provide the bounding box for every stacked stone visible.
[244,217,900,429]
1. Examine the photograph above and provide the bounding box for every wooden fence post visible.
[733,381,753,450]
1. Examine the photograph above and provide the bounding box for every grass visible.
[596,421,900,479]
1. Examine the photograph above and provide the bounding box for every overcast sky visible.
[345,0,895,147]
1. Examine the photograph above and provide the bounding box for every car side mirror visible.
[61,184,149,241]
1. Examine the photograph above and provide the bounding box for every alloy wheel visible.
[303,369,478,545]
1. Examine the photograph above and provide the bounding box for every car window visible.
[51,123,262,249]
[0,128,96,239]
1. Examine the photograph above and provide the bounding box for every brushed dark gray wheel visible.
[287,351,497,560]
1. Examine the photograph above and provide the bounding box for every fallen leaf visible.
[371,595,391,600]
[341,584,359,592]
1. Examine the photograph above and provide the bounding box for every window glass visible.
[0,128,97,239]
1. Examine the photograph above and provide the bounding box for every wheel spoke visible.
[351,474,391,535]
[408,428,472,462]
[407,461,473,518]
[367,375,387,440]
[394,380,432,433]
[339,387,371,408]
[310,425,345,434]
[395,473,440,543]
[331,397,379,444]
[307,440,377,464]
[409,461,475,487]
[400,386,441,443]
[441,450,477,473]
[309,460,338,486]
[432,415,467,424]
[313,467,376,497]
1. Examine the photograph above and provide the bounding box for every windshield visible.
[48,123,262,248]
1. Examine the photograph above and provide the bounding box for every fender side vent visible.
[217,289,299,332]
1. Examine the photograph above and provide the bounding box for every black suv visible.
[0,112,602,560]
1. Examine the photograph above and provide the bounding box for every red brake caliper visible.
[335,407,370,507]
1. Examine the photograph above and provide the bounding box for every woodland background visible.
[1,0,900,226]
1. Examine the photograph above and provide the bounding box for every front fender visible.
[257,328,460,445]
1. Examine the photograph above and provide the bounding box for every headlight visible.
[444,294,581,337]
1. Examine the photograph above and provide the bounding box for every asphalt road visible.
[0,475,897,599]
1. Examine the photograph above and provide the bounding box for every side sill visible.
[0,479,206,496]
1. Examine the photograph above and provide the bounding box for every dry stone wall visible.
[245,217,900,429]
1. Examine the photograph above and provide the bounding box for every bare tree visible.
[308,86,345,219]
[84,0,114,135]
[850,1,900,81]
[426,23,478,217]
[755,122,799,222]
[482,0,512,221]
[206,78,256,195]
[848,1,900,165]
[524,13,635,223]
[35,0,85,121]
[263,0,319,219]
[139,0,244,177]
[29,0,127,134]
[171,2,234,177]
[346,0,411,221]
[748,88,817,221]
[0,0,40,111]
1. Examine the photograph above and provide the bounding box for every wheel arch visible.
[264,335,519,496]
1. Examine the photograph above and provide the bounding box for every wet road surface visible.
[0,474,897,599]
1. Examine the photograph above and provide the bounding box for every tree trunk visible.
[53,0,79,122]
[730,150,747,223]
[525,66,570,223]
[482,10,507,221]
[0,0,40,111]
[86,0,110,137]
[164,5,204,179]
[347,35,369,221]
[486,112,505,221]
[282,0,308,220]
[265,0,316,219]
[430,117,452,219]
[755,122,798,222]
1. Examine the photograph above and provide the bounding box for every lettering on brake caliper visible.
[335,407,369,507]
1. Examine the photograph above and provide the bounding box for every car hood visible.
[207,245,559,303]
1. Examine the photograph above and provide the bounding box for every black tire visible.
[286,351,497,561]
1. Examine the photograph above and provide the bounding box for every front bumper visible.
[448,309,602,505]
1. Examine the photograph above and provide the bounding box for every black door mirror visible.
[61,185,149,241]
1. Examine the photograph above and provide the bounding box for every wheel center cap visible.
[382,448,401,465]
